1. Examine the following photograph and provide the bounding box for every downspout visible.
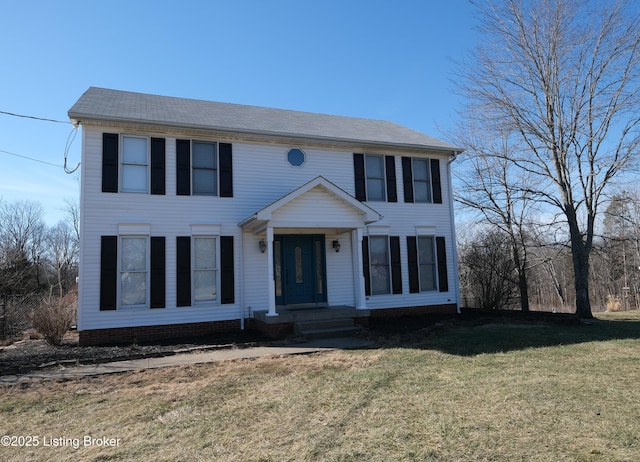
[448,151,461,314]
[239,230,245,330]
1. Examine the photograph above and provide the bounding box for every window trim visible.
[120,135,149,194]
[118,235,150,309]
[287,148,306,167]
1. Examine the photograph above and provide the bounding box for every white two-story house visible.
[68,87,462,345]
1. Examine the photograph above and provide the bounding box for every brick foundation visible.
[79,304,458,346]
[251,319,295,338]
[79,319,245,346]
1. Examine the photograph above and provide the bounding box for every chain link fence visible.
[0,294,44,340]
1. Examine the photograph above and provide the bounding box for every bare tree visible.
[454,128,539,311]
[459,0,640,318]
[0,200,45,295]
[45,221,79,297]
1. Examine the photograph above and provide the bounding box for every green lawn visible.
[1,312,639,461]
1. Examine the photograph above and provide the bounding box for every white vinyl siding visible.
[78,126,457,330]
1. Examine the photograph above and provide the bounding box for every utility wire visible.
[0,110,71,125]
[0,148,64,168]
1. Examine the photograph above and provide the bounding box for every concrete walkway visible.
[0,337,373,385]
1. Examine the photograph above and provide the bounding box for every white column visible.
[352,227,367,309]
[266,227,278,316]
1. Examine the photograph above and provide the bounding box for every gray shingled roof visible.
[68,87,460,152]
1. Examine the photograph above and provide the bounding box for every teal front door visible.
[274,235,327,306]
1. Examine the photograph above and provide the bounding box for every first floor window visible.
[369,235,390,294]
[120,236,148,306]
[418,236,437,291]
[122,136,148,193]
[194,237,217,302]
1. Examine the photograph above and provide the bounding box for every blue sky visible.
[0,0,477,225]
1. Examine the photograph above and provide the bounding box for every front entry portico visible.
[239,176,382,317]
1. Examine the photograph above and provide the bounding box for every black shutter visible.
[100,236,117,310]
[102,133,118,193]
[390,236,402,294]
[176,139,191,196]
[219,143,233,198]
[362,236,371,296]
[436,236,449,292]
[402,157,414,203]
[220,236,235,304]
[150,237,166,308]
[176,236,191,306]
[407,236,419,293]
[150,138,166,195]
[431,158,442,204]
[353,153,366,201]
[385,156,397,202]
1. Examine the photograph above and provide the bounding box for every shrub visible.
[605,295,623,312]
[29,291,77,346]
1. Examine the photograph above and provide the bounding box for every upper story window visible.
[121,136,148,193]
[101,133,165,195]
[411,158,432,203]
[365,155,386,201]
[402,157,442,204]
[192,141,218,196]
[177,139,233,197]
[287,148,305,167]
[353,153,397,203]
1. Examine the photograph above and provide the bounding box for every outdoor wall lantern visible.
[259,239,267,253]
[332,240,341,252]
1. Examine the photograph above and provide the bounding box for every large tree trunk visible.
[568,217,593,319]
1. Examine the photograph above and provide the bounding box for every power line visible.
[0,148,64,168]
[0,110,70,125]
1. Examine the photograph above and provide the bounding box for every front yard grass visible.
[1,311,639,461]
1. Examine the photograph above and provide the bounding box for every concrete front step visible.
[295,318,363,339]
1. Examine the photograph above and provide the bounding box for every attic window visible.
[287,148,305,167]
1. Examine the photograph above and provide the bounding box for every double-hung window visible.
[194,237,217,302]
[418,236,437,291]
[402,157,442,204]
[365,155,386,201]
[369,235,390,294]
[192,141,218,196]
[121,136,148,193]
[412,158,432,203]
[120,236,148,307]
[353,153,397,202]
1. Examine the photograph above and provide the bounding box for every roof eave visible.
[67,113,463,154]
